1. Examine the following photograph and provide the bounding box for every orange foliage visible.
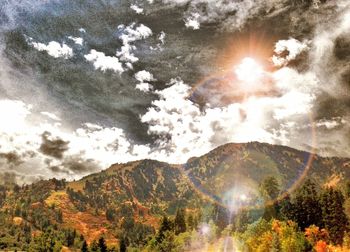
[315,240,328,252]
[272,219,281,234]
[305,225,329,246]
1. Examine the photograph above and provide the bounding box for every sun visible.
[234,57,264,83]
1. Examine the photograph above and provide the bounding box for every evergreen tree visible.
[174,208,186,235]
[106,208,116,221]
[320,187,348,244]
[279,193,294,220]
[90,240,99,252]
[292,179,322,230]
[65,229,76,247]
[81,240,88,252]
[156,216,173,243]
[260,176,280,200]
[345,181,350,198]
[211,203,229,230]
[98,237,107,252]
[187,213,194,231]
[119,237,127,252]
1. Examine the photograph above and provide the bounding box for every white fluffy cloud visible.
[84,49,124,73]
[83,23,153,72]
[130,4,144,14]
[135,70,155,83]
[68,36,84,46]
[135,70,156,92]
[272,38,309,67]
[117,23,153,63]
[28,39,73,59]
[185,13,201,30]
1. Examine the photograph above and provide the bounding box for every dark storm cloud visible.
[39,131,69,159]
[63,156,98,173]
[0,151,23,165]
[47,155,98,175]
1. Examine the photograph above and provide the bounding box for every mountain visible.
[1,142,350,249]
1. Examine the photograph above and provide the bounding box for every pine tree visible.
[156,216,173,243]
[345,181,350,198]
[292,179,322,229]
[320,187,348,244]
[187,213,194,231]
[260,176,280,200]
[279,193,294,220]
[211,203,229,230]
[174,208,186,235]
[98,237,107,252]
[119,237,127,252]
[81,240,88,252]
[90,240,99,252]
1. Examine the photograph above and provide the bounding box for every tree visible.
[119,237,127,252]
[65,229,76,247]
[106,208,116,222]
[187,213,195,231]
[211,203,229,230]
[98,237,107,252]
[320,187,348,244]
[90,240,99,252]
[81,240,88,252]
[55,209,63,223]
[156,216,173,243]
[260,176,280,200]
[292,179,322,229]
[174,208,186,235]
[345,181,350,198]
[279,193,294,221]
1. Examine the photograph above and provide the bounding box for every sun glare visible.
[234,57,264,83]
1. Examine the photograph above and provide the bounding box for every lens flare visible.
[234,57,264,83]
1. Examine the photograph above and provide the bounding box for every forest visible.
[1,176,350,252]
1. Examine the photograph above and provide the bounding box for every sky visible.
[0,0,349,184]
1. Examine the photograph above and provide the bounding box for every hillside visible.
[1,142,350,250]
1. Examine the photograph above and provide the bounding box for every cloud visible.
[135,70,156,92]
[0,151,23,166]
[185,13,201,30]
[130,4,144,14]
[84,49,124,73]
[41,112,61,121]
[84,23,153,73]
[48,155,99,175]
[116,23,153,63]
[27,39,74,59]
[39,131,69,159]
[67,36,84,46]
[272,38,309,67]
